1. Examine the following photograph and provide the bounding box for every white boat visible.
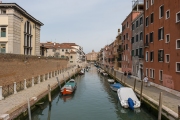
[107,79,115,83]
[99,70,105,73]
[103,73,108,76]
[117,87,141,109]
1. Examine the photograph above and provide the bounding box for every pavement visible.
[0,66,78,119]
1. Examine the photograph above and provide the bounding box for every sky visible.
[4,0,132,53]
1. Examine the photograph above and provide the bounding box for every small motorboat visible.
[110,83,123,92]
[61,79,77,95]
[107,79,115,83]
[103,73,108,76]
[79,69,84,75]
[117,87,141,109]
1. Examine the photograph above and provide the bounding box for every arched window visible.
[24,21,32,55]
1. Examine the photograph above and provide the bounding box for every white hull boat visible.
[103,73,108,76]
[107,79,115,83]
[117,87,141,110]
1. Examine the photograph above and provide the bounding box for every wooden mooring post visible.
[158,92,163,120]
[56,77,61,90]
[133,78,136,91]
[27,98,31,120]
[140,80,143,103]
[48,84,51,103]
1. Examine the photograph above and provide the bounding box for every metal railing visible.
[132,0,144,9]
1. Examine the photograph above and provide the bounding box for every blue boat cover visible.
[128,98,134,110]
[111,83,122,88]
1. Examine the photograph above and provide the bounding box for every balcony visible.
[138,55,144,59]
[117,58,122,61]
[132,0,144,11]
[144,43,149,48]
[117,49,123,53]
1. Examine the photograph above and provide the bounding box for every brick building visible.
[0,3,43,55]
[121,4,142,72]
[144,0,180,91]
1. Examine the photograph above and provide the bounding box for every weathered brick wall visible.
[0,54,68,86]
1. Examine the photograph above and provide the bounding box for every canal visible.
[27,66,156,120]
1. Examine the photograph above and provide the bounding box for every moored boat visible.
[107,79,115,83]
[110,83,123,92]
[103,73,108,76]
[61,79,77,95]
[117,87,141,109]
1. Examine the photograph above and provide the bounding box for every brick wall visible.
[0,54,68,86]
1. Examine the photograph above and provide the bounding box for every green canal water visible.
[27,66,156,120]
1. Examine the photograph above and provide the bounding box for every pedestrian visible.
[124,71,127,76]
[128,71,132,79]
[143,76,148,87]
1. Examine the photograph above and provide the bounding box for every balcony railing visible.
[132,0,144,9]
[138,55,144,59]
[117,49,123,53]
[117,58,122,61]
[144,43,149,47]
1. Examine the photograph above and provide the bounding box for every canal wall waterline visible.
[102,68,178,120]
[0,65,82,120]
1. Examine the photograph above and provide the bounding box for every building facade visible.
[132,12,144,80]
[86,50,98,62]
[0,3,43,55]
[144,0,180,91]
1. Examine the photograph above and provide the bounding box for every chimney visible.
[118,29,120,35]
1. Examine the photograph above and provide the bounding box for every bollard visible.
[0,86,4,100]
[51,71,53,78]
[47,73,49,80]
[38,75,40,84]
[133,79,136,91]
[158,92,163,120]
[48,84,51,103]
[24,79,27,90]
[54,71,55,77]
[178,105,180,119]
[63,74,66,83]
[32,77,34,86]
[14,82,17,94]
[27,98,31,120]
[43,74,45,81]
[56,77,61,90]
[140,80,143,103]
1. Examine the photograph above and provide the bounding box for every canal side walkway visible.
[104,68,180,119]
[0,67,78,120]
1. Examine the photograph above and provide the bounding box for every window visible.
[70,56,73,59]
[24,21,32,55]
[127,22,129,28]
[66,49,68,52]
[131,37,134,44]
[158,27,164,40]
[151,0,154,5]
[165,34,170,43]
[136,34,138,42]
[150,32,154,42]
[1,9,6,14]
[159,5,164,18]
[0,43,6,53]
[176,12,180,23]
[123,35,125,40]
[62,49,64,52]
[140,32,143,40]
[70,61,73,63]
[176,63,180,72]
[150,69,155,78]
[136,20,139,28]
[150,51,154,62]
[0,28,6,37]
[151,13,154,23]
[166,10,170,19]
[126,44,128,50]
[165,54,170,63]
[176,40,180,49]
[132,23,135,30]
[140,17,143,25]
[146,17,149,27]
[136,49,138,56]
[132,50,134,56]
[139,48,143,57]
[146,68,149,77]
[146,34,149,43]
[158,50,164,62]
[146,51,149,62]
[146,0,149,10]
[126,33,128,39]
[159,70,163,81]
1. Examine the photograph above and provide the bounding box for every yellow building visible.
[0,3,43,55]
[86,50,98,62]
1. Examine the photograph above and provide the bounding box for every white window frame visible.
[159,70,163,81]
[0,27,7,37]
[176,11,180,23]
[159,5,164,19]
[165,54,170,63]
[165,34,170,43]
[166,10,170,19]
[146,16,149,27]
[158,49,164,62]
[150,12,154,24]
[149,68,152,78]
[151,0,154,5]
[150,51,154,62]
[176,62,180,72]
[146,0,149,10]
[176,39,180,49]
[159,27,164,41]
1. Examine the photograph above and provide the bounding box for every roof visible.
[61,43,78,46]
[0,3,43,26]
